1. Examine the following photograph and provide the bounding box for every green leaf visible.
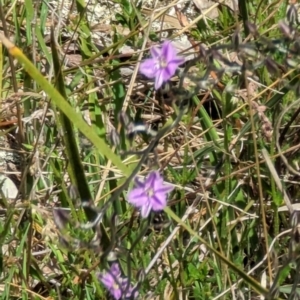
[187,263,206,281]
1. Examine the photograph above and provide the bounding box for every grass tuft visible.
[1,0,300,299]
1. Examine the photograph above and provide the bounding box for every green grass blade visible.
[0,33,130,177]
[50,28,92,204]
[165,207,268,296]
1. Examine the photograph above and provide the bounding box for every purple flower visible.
[98,263,137,299]
[139,41,185,89]
[127,171,174,218]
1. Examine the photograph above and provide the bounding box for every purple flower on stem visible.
[127,171,174,218]
[139,41,185,90]
[98,263,137,300]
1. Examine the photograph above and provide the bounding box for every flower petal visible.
[112,288,122,300]
[127,189,148,207]
[134,177,146,188]
[99,274,113,288]
[151,194,166,211]
[161,41,177,63]
[111,263,121,276]
[145,171,158,189]
[121,277,139,298]
[150,172,164,191]
[154,71,165,89]
[140,202,152,218]
[139,59,158,78]
[155,184,174,195]
[171,57,185,66]
[163,60,183,79]
[150,45,162,59]
[99,263,121,290]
